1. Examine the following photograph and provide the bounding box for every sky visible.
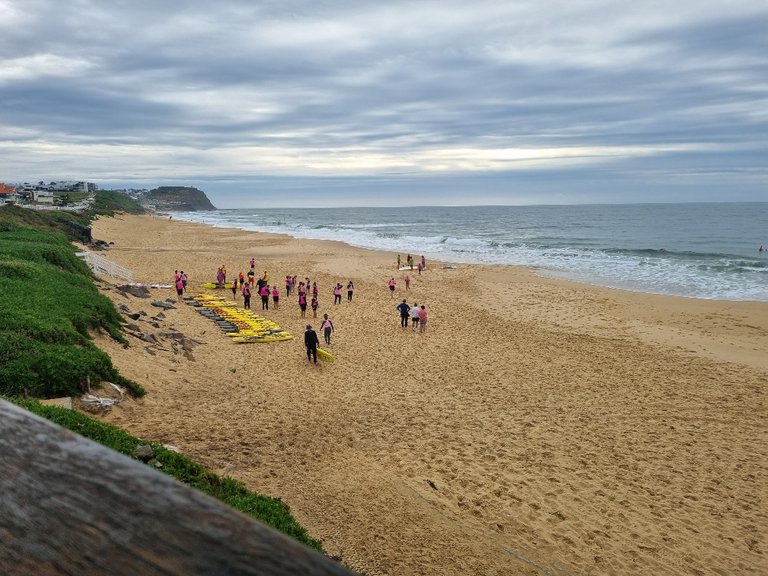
[1,0,766,208]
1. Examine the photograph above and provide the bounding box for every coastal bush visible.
[0,225,143,398]
[91,190,146,216]
[7,397,324,552]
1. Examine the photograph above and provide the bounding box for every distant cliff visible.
[144,186,216,211]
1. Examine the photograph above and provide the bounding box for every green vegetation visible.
[0,202,144,398]
[8,397,323,551]
[92,189,146,215]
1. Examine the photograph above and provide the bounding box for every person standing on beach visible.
[242,282,251,309]
[421,255,426,270]
[321,313,334,345]
[418,305,428,333]
[249,257,255,269]
[247,269,255,287]
[299,291,307,318]
[347,280,354,301]
[333,283,342,304]
[272,285,280,309]
[304,324,319,364]
[311,295,318,318]
[260,283,270,310]
[181,271,188,292]
[411,302,420,332]
[397,299,410,328]
[404,275,411,290]
[397,254,401,269]
[231,279,238,300]
[388,277,396,297]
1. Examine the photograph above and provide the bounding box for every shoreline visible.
[168,204,768,303]
[90,214,767,575]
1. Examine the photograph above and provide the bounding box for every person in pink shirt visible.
[298,291,307,318]
[404,275,411,290]
[333,283,342,304]
[272,285,280,309]
[388,277,396,297]
[418,305,428,333]
[260,284,270,310]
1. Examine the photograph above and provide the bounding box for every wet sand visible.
[90,214,767,575]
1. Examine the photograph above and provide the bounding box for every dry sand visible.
[89,214,766,575]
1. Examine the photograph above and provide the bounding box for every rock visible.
[151,301,176,309]
[133,444,154,461]
[117,284,151,298]
[118,304,131,312]
[125,323,141,332]
[126,313,141,321]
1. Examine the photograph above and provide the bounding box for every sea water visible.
[172,203,768,302]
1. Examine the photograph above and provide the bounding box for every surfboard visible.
[316,347,336,363]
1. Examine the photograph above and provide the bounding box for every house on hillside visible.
[0,182,19,205]
[31,189,55,203]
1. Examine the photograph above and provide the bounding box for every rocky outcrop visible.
[144,186,216,211]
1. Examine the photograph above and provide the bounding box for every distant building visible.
[32,190,55,203]
[0,182,19,204]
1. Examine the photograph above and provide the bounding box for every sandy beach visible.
[88,214,767,576]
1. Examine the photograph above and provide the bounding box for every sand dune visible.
[90,214,767,576]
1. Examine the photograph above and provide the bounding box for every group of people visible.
[396,299,428,333]
[396,253,426,274]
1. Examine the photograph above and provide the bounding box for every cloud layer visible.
[1,0,766,206]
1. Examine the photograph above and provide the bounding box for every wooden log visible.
[0,399,356,576]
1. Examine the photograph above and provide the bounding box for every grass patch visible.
[0,209,143,398]
[8,397,323,552]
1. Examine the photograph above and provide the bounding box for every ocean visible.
[171,203,768,302]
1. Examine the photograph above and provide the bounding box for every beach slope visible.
[91,214,767,576]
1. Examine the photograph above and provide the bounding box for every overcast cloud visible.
[1,0,766,207]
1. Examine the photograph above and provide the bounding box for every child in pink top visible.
[272,286,280,309]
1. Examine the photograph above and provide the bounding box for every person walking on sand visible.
[272,285,280,309]
[304,324,319,364]
[311,295,318,318]
[231,279,238,300]
[299,291,307,318]
[388,277,396,297]
[404,274,411,290]
[397,299,410,328]
[397,254,401,269]
[411,302,420,332]
[249,257,255,269]
[333,283,342,304]
[247,269,255,287]
[242,282,251,309]
[321,313,334,345]
[421,255,426,270]
[175,276,184,302]
[181,271,188,292]
[418,304,428,333]
[347,280,354,301]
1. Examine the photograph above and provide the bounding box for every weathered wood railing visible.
[0,400,356,576]
[75,250,134,282]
